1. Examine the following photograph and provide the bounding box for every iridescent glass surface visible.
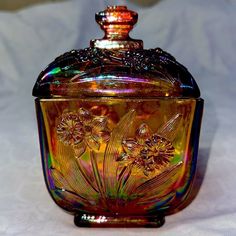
[33,6,203,227]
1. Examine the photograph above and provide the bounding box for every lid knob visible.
[91,6,143,50]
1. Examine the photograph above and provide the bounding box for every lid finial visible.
[91,6,143,50]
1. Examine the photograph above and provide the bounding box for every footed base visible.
[74,213,165,228]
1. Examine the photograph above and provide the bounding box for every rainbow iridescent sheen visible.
[33,6,203,227]
[35,98,203,226]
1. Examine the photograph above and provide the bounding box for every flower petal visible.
[57,112,84,146]
[122,138,141,155]
[74,141,86,158]
[86,135,100,151]
[116,153,133,168]
[78,108,93,124]
[99,130,110,142]
[116,153,130,162]
[91,116,108,132]
[91,116,110,142]
[136,123,152,144]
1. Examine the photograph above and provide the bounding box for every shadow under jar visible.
[32,6,204,228]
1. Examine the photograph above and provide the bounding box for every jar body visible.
[35,97,203,227]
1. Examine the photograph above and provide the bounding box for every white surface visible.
[0,0,236,235]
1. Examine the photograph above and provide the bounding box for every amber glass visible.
[33,6,203,227]
[36,97,203,227]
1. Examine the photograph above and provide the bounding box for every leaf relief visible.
[51,142,99,202]
[103,109,136,198]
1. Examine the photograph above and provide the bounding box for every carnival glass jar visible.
[33,6,203,227]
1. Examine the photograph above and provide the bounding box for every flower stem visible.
[90,151,107,206]
[116,164,133,198]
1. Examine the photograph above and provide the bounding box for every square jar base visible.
[74,213,165,228]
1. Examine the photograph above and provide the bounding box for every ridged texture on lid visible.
[33,6,200,98]
[33,47,200,98]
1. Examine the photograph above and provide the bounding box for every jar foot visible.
[74,213,165,228]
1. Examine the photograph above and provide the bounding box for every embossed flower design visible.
[57,108,110,156]
[117,123,175,177]
[123,48,176,71]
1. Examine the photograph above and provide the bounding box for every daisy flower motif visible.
[57,108,110,157]
[117,123,175,177]
[57,113,83,146]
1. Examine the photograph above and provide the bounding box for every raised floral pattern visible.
[57,108,110,156]
[53,47,176,72]
[117,123,175,177]
[52,109,183,214]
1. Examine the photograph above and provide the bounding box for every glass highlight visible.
[33,5,203,227]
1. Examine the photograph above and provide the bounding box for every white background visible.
[0,0,236,235]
